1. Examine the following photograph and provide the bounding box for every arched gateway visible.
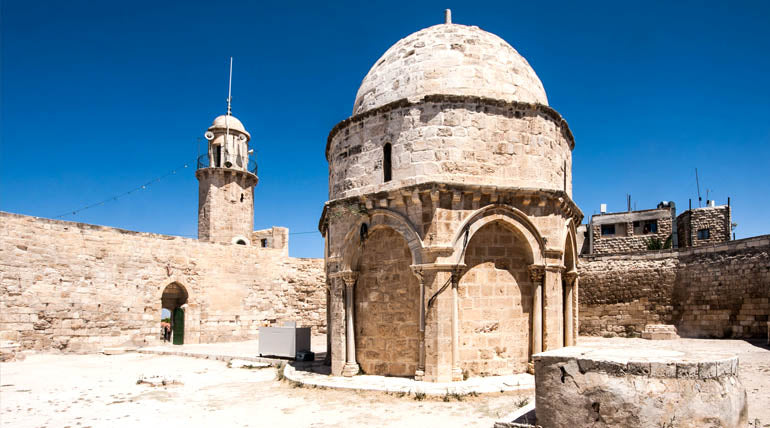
[161,282,188,345]
[320,13,583,382]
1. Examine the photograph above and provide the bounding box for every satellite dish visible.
[204,131,215,141]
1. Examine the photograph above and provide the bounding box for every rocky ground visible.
[1,336,767,427]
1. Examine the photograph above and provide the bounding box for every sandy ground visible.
[0,353,529,428]
[1,336,768,427]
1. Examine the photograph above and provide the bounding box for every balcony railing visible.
[197,154,257,176]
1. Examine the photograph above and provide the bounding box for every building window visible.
[601,224,615,236]
[634,220,658,235]
[383,143,392,182]
[261,239,268,248]
[697,229,710,240]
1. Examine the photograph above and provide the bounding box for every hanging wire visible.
[53,160,193,219]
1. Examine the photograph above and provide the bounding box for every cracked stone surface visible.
[534,337,760,428]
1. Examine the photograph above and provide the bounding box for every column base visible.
[451,367,463,382]
[414,369,425,381]
[341,362,360,377]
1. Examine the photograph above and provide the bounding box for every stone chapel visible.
[319,12,583,382]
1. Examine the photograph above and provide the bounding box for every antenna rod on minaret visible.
[445,9,452,24]
[224,57,233,167]
[227,57,233,115]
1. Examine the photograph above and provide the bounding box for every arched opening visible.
[355,226,419,376]
[383,143,392,182]
[213,145,222,167]
[161,283,188,345]
[459,220,533,376]
[236,239,247,245]
[562,278,568,346]
[563,228,577,347]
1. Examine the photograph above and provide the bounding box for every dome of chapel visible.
[352,23,549,115]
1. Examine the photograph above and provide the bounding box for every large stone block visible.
[534,345,748,428]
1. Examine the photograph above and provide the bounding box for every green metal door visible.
[173,307,184,345]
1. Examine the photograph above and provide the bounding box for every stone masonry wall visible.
[579,253,678,336]
[579,235,770,338]
[355,228,419,377]
[459,222,533,376]
[0,211,326,353]
[327,97,573,201]
[674,243,769,337]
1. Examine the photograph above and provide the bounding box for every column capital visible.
[330,270,358,287]
[528,264,546,283]
[564,270,578,286]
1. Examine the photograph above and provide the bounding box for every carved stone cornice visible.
[319,181,584,233]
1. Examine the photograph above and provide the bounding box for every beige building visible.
[677,203,732,248]
[588,203,676,255]
[319,13,583,382]
[585,200,732,255]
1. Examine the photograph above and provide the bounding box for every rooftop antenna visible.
[445,9,452,24]
[695,168,702,208]
[226,56,233,116]
[224,57,233,168]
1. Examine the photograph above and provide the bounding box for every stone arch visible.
[561,219,578,347]
[450,204,545,266]
[340,208,423,272]
[562,219,578,272]
[457,219,535,375]
[354,225,420,376]
[231,235,250,246]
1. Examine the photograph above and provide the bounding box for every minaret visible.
[196,59,258,245]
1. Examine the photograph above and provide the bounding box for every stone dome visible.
[353,23,548,115]
[209,114,250,138]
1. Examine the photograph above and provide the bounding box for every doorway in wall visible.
[161,282,188,345]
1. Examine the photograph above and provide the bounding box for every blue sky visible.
[2,1,768,258]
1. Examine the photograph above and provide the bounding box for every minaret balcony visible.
[196,154,257,176]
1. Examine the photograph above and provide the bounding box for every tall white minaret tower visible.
[196,58,258,244]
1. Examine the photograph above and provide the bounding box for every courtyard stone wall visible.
[579,235,770,338]
[0,211,326,353]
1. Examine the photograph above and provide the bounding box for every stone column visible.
[341,271,360,376]
[451,269,462,381]
[324,281,331,365]
[411,266,426,380]
[564,270,577,347]
[529,265,545,361]
[329,275,346,376]
[543,265,564,351]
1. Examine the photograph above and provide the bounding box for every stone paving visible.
[284,361,534,396]
[139,335,534,395]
